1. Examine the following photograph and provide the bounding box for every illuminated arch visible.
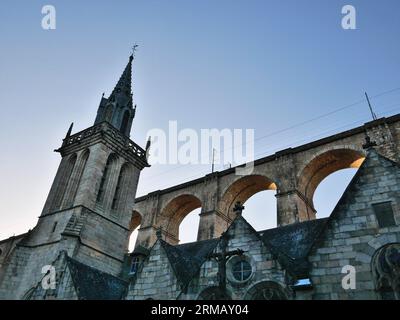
[219,175,277,220]
[298,148,365,208]
[128,210,143,251]
[161,194,202,243]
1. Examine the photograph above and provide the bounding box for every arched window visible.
[62,149,89,209]
[120,110,130,135]
[96,154,117,204]
[104,104,113,122]
[372,243,400,300]
[244,281,290,300]
[129,256,141,275]
[51,154,77,211]
[112,164,131,211]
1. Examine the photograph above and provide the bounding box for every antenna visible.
[365,92,377,121]
[211,148,216,173]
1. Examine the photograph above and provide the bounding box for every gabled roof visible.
[259,218,329,260]
[67,257,128,300]
[222,213,326,279]
[160,238,219,289]
[259,218,328,278]
[308,148,400,254]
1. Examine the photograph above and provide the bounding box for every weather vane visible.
[131,43,139,58]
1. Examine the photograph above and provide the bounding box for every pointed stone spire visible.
[94,53,137,137]
[108,54,133,107]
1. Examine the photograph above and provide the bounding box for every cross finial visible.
[233,201,245,216]
[362,134,377,150]
[131,44,139,60]
[156,227,162,240]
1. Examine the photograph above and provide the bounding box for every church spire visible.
[108,54,133,107]
[94,53,137,137]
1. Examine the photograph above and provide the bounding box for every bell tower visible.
[0,54,150,300]
[37,54,149,273]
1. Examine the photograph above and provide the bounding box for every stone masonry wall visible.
[309,150,400,299]
[127,241,180,300]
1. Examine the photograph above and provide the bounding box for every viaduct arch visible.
[133,115,400,248]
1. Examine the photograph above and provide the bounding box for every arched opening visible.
[372,243,400,300]
[244,281,290,300]
[219,175,278,230]
[178,208,201,244]
[51,153,77,211]
[104,104,113,122]
[128,210,142,252]
[120,110,130,135]
[313,168,358,218]
[112,163,133,211]
[298,148,365,216]
[161,194,202,244]
[62,149,90,209]
[96,153,118,205]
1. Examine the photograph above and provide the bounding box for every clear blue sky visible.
[0,0,399,245]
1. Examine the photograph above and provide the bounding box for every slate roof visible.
[158,218,328,285]
[259,218,329,278]
[67,257,128,300]
[160,238,219,289]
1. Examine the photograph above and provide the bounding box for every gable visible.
[161,238,219,290]
[67,257,128,300]
[310,149,400,252]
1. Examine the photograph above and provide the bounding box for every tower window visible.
[104,105,113,122]
[373,201,396,228]
[96,155,115,204]
[52,222,58,233]
[120,110,130,135]
[112,167,124,210]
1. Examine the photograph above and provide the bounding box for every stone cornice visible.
[56,121,149,170]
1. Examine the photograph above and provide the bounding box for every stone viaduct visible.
[131,114,400,248]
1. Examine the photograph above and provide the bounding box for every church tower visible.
[0,54,149,299]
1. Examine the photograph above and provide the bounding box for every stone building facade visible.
[125,149,400,300]
[0,55,399,300]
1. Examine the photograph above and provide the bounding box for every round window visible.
[232,260,252,281]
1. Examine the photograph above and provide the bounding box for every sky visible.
[0,0,399,246]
